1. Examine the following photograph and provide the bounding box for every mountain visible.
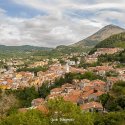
[0,45,52,52]
[72,24,125,47]
[0,45,52,59]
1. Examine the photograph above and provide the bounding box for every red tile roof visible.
[62,83,75,89]
[80,101,103,110]
[93,91,105,97]
[107,77,119,83]
[32,98,44,104]
[83,86,93,92]
[51,88,63,93]
[90,80,106,86]
[36,105,48,114]
[47,94,62,99]
[63,94,80,103]
[69,89,83,95]
[82,89,95,99]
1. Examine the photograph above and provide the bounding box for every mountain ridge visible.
[71,24,125,47]
[0,45,52,51]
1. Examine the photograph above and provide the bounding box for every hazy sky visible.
[0,0,125,47]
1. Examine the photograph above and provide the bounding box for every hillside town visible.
[0,47,125,113]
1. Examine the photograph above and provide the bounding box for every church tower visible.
[66,63,69,73]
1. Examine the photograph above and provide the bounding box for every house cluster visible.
[24,65,125,113]
[67,60,80,66]
[30,66,125,113]
[0,71,34,89]
[1,47,125,114]
[88,65,125,80]
[95,48,124,55]
[6,59,24,66]
[0,63,85,90]
[87,65,114,76]
[88,65,125,87]
[37,63,85,86]
[46,79,108,112]
[84,55,98,64]
[19,64,125,113]
[19,98,48,114]
[28,61,48,68]
[20,78,108,113]
[85,48,123,63]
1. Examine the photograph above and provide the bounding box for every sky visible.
[0,0,125,47]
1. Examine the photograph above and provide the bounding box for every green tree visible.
[47,98,94,125]
[14,86,39,107]
[99,93,110,107]
[1,110,49,125]
[117,95,125,109]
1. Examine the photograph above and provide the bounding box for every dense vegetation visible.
[0,45,89,60]
[54,45,90,54]
[1,98,125,125]
[0,45,51,52]
[0,98,95,125]
[17,66,49,75]
[0,45,52,59]
[95,32,125,48]
[99,81,125,112]
[4,87,39,108]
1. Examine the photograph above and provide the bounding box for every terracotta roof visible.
[69,89,83,95]
[36,105,48,114]
[80,101,103,110]
[70,67,85,73]
[93,91,105,97]
[63,94,80,103]
[32,98,44,104]
[95,66,113,71]
[81,79,90,83]
[94,86,105,92]
[62,83,75,88]
[17,72,33,77]
[47,94,62,99]
[18,105,48,114]
[107,77,119,83]
[116,68,125,70]
[119,74,125,77]
[83,86,93,92]
[91,80,106,86]
[51,88,63,93]
[82,89,95,99]
[6,79,13,84]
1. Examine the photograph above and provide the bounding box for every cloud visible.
[11,0,125,12]
[0,0,125,47]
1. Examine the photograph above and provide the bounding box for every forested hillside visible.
[95,32,125,48]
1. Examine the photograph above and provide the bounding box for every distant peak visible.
[103,24,124,29]
[106,24,116,27]
[72,24,125,47]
